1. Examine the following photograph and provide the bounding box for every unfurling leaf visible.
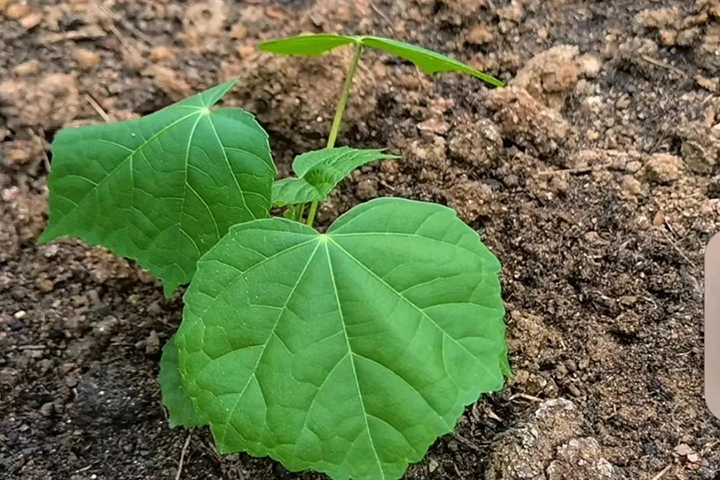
[272,177,323,207]
[273,147,398,206]
[259,34,504,88]
[39,80,276,295]
[175,198,507,480]
[159,336,205,428]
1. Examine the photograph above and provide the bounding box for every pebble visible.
[645,153,683,183]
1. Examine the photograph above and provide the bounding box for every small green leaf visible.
[159,336,205,428]
[258,33,356,56]
[292,146,398,180]
[175,198,507,480]
[361,36,505,88]
[273,147,398,207]
[39,80,276,295]
[272,177,323,207]
[258,34,504,87]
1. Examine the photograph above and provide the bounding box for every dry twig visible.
[175,432,192,480]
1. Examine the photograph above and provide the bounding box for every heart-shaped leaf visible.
[273,147,398,206]
[39,80,276,295]
[159,336,205,428]
[175,198,507,480]
[259,34,504,87]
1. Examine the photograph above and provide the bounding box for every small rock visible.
[35,278,54,293]
[581,96,603,115]
[93,315,119,336]
[511,45,580,109]
[674,443,694,456]
[659,28,677,46]
[447,119,503,169]
[620,175,642,196]
[547,438,618,480]
[150,46,176,62]
[644,153,683,184]
[5,3,29,19]
[677,27,701,46]
[625,160,642,173]
[13,310,26,319]
[676,122,719,174]
[616,96,631,110]
[355,178,378,201]
[39,402,54,417]
[696,76,719,93]
[417,118,449,135]
[12,60,39,76]
[466,25,494,44]
[577,54,602,78]
[19,11,41,29]
[72,48,101,71]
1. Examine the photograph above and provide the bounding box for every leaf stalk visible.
[306,42,364,227]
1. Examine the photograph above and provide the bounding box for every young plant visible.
[42,33,508,480]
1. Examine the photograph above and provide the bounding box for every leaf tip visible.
[36,229,54,246]
[200,78,239,108]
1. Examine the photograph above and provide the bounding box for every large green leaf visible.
[259,34,504,87]
[273,147,398,207]
[39,80,276,295]
[175,198,507,480]
[159,336,206,428]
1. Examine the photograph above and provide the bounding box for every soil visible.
[2,0,720,479]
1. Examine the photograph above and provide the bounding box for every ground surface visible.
[1,0,720,479]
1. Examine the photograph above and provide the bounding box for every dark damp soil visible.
[2,0,720,479]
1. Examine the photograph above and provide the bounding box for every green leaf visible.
[39,80,276,295]
[293,146,398,181]
[175,198,507,480]
[360,37,505,88]
[273,147,398,207]
[272,177,323,207]
[159,336,206,428]
[259,33,356,56]
[258,34,504,87]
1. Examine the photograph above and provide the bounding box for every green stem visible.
[326,42,363,150]
[305,201,319,228]
[306,42,363,228]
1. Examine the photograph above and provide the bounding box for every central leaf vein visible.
[324,242,386,480]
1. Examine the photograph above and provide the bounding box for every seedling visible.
[41,33,508,480]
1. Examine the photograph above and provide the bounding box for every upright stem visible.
[306,43,363,228]
[326,43,363,150]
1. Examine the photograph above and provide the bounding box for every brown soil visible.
[2,0,720,479]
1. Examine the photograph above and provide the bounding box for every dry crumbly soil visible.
[2,0,720,479]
